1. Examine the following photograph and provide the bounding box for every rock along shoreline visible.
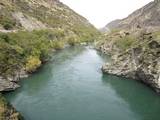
[100,39,160,93]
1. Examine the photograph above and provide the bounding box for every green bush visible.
[52,41,65,50]
[0,16,16,30]
[115,36,136,50]
[25,56,41,73]
[67,36,80,46]
[0,42,24,78]
[3,23,13,30]
[153,31,160,42]
[0,30,53,77]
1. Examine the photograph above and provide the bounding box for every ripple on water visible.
[5,46,160,120]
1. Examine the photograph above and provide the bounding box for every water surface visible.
[5,46,160,120]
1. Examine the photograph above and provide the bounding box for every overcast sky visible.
[60,0,153,28]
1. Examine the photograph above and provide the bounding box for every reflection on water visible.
[102,74,160,120]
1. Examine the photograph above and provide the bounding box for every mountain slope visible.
[102,0,160,32]
[101,19,121,31]
[0,0,99,91]
[0,0,98,36]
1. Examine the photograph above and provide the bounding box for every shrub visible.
[67,36,80,46]
[115,36,136,50]
[3,23,13,30]
[0,42,24,78]
[0,30,52,76]
[0,16,16,30]
[0,33,10,43]
[25,56,41,73]
[52,41,64,50]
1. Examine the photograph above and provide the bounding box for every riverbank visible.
[5,46,160,120]
[0,44,89,119]
[0,94,23,120]
[0,43,90,92]
[98,31,160,93]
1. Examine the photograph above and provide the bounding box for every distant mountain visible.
[102,0,160,32]
[101,19,121,31]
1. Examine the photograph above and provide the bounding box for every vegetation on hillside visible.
[97,28,160,56]
[0,27,99,79]
[0,94,23,120]
[114,36,136,51]
[0,0,100,79]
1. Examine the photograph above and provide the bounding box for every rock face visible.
[0,94,23,120]
[100,31,160,93]
[0,78,20,92]
[102,0,160,32]
[99,0,160,93]
[102,40,160,92]
[0,69,28,92]
[12,12,47,31]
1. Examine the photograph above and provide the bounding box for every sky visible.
[60,0,153,28]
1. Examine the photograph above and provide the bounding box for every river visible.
[5,46,160,120]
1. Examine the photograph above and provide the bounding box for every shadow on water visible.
[102,74,160,120]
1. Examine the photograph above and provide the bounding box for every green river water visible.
[5,46,160,120]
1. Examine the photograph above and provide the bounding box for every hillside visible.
[102,0,160,32]
[0,0,99,91]
[98,0,160,93]
[0,0,98,35]
[101,19,121,32]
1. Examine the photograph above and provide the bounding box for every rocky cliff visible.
[99,0,160,93]
[101,32,160,92]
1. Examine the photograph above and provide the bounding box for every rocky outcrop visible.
[12,12,47,31]
[0,70,28,92]
[101,33,160,93]
[100,0,160,93]
[0,78,20,92]
[0,94,23,120]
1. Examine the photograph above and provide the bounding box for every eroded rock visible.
[0,78,20,92]
[102,39,160,93]
[0,94,23,120]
